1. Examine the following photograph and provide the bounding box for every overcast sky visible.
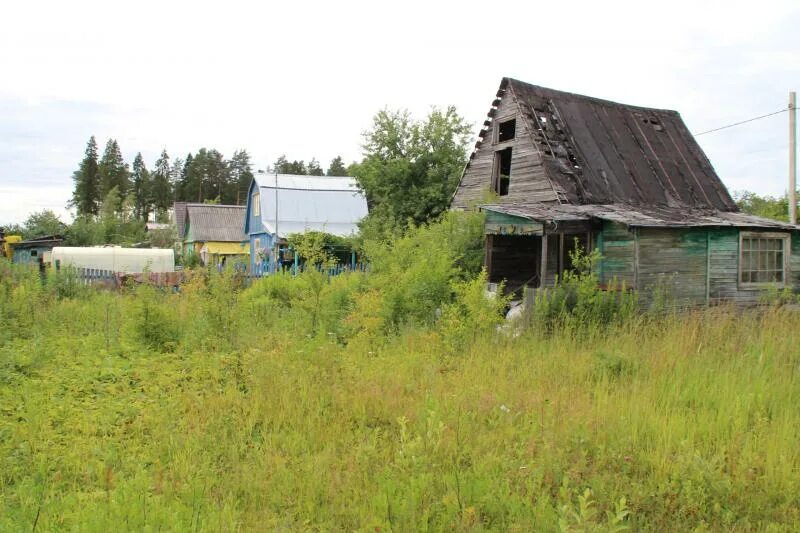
[1,0,798,225]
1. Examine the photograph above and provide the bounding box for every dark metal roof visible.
[502,78,738,211]
[481,203,799,230]
[185,204,246,242]
[14,235,65,248]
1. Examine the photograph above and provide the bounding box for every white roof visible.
[257,174,368,237]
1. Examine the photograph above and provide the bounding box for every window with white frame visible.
[252,191,260,217]
[739,232,790,285]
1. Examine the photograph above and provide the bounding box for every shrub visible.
[528,245,638,333]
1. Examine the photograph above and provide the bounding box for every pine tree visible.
[177,154,195,201]
[71,136,101,216]
[170,156,183,203]
[150,149,173,218]
[131,152,151,221]
[98,139,130,211]
[326,155,348,176]
[229,150,254,204]
[307,158,324,176]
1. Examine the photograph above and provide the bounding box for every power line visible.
[694,108,789,136]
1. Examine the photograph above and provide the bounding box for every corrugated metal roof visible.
[481,203,799,230]
[185,204,247,242]
[258,174,361,192]
[256,174,368,237]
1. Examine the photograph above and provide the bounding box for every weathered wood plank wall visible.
[452,85,558,208]
[638,228,707,306]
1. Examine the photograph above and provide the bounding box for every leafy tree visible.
[70,136,101,216]
[65,215,105,246]
[150,149,173,218]
[97,186,146,244]
[98,139,130,210]
[230,150,254,204]
[307,158,324,176]
[326,156,348,176]
[22,210,66,239]
[734,190,795,222]
[350,106,471,235]
[131,152,152,221]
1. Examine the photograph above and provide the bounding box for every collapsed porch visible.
[483,208,595,294]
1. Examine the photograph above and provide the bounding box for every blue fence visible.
[249,262,368,278]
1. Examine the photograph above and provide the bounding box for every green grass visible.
[1,261,800,530]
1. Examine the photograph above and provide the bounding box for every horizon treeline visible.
[70,136,351,222]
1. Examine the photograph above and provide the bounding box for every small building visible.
[244,174,368,273]
[452,78,800,306]
[11,235,65,266]
[180,203,248,266]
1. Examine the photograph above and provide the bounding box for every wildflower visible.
[500,404,510,413]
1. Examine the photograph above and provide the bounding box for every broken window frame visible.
[492,147,512,196]
[495,118,516,144]
[738,231,790,288]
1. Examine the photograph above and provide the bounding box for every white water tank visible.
[51,247,175,273]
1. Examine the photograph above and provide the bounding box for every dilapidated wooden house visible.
[452,78,800,305]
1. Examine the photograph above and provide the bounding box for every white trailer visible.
[51,247,175,273]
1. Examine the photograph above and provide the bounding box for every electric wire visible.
[694,108,789,136]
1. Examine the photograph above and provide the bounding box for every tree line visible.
[70,138,352,222]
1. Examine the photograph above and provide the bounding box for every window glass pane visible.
[776,271,784,283]
[767,251,775,271]
[741,271,750,283]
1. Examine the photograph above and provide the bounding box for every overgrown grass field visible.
[2,216,799,531]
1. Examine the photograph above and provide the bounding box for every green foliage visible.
[438,270,509,353]
[361,209,485,332]
[529,244,638,333]
[149,149,174,215]
[98,138,131,203]
[272,154,327,176]
[131,152,152,221]
[20,209,66,239]
[3,213,800,530]
[351,106,471,234]
[734,190,796,222]
[128,284,180,352]
[326,155,348,176]
[70,136,101,216]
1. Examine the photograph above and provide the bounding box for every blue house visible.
[244,174,368,274]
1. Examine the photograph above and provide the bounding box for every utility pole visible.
[273,172,280,273]
[791,91,797,225]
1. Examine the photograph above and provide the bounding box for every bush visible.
[528,245,638,333]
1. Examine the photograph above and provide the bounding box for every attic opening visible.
[493,148,512,196]
[497,118,516,143]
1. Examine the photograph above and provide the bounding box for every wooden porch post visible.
[540,232,548,288]
[485,234,494,278]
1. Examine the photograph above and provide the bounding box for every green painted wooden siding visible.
[707,228,752,304]
[598,221,635,288]
[595,225,800,306]
[638,228,707,306]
